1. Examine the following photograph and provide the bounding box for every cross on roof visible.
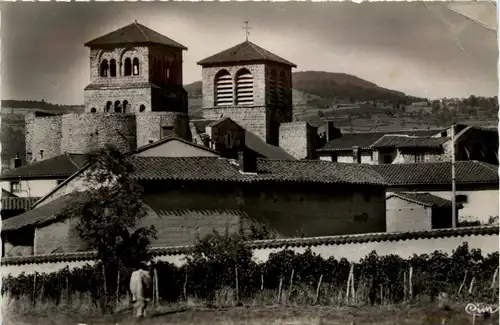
[242,20,252,41]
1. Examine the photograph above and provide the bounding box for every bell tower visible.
[197,22,296,146]
[83,21,188,114]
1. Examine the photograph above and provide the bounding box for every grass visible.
[3,286,499,325]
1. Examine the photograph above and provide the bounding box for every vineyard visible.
[2,233,499,314]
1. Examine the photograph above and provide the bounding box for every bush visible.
[2,236,498,308]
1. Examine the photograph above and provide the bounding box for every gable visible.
[133,139,219,158]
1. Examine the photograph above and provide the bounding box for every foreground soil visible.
[3,304,499,325]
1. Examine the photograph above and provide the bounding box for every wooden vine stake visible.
[403,270,408,301]
[277,276,283,304]
[33,272,37,307]
[490,266,499,289]
[288,269,295,304]
[260,272,264,291]
[409,266,413,300]
[116,269,120,308]
[314,274,323,305]
[345,264,354,305]
[350,264,355,303]
[468,276,475,295]
[235,266,240,305]
[457,270,468,295]
[154,267,159,306]
[183,271,188,301]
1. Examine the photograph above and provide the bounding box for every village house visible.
[372,160,499,226]
[317,124,498,165]
[1,141,388,257]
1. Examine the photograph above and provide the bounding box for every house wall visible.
[388,186,499,224]
[34,217,86,255]
[386,196,432,232]
[333,151,373,164]
[0,179,61,198]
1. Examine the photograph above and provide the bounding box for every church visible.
[24,21,320,164]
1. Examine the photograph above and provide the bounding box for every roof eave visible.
[197,59,297,68]
[85,41,188,51]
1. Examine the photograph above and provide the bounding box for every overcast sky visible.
[0,2,497,105]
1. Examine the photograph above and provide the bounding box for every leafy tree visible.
[62,144,156,311]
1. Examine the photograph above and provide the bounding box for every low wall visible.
[1,226,498,277]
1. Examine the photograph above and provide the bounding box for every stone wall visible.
[25,114,62,162]
[135,112,191,148]
[84,87,152,114]
[61,113,137,154]
[279,122,317,159]
[386,196,432,232]
[34,218,86,255]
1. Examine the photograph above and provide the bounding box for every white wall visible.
[0,179,60,198]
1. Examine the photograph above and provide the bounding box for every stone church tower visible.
[197,40,296,146]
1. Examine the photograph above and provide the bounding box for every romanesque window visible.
[124,58,132,76]
[278,71,285,104]
[100,60,109,77]
[235,68,254,105]
[106,101,112,112]
[214,70,233,106]
[114,100,121,113]
[269,70,278,105]
[133,58,140,75]
[122,100,128,113]
[90,107,97,113]
[139,104,146,112]
[109,59,117,77]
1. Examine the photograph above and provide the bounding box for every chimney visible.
[14,153,21,169]
[238,149,257,173]
[326,121,341,142]
[352,146,361,163]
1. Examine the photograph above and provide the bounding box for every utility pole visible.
[451,123,457,228]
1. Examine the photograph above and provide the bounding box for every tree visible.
[62,144,156,312]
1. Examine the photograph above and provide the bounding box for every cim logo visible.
[465,303,499,317]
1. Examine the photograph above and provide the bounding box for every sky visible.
[0,2,497,105]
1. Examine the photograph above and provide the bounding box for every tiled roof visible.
[370,135,450,149]
[2,225,497,265]
[197,41,297,67]
[0,153,90,180]
[84,22,188,50]
[130,135,219,156]
[1,197,41,211]
[127,156,387,186]
[317,129,445,152]
[2,191,90,232]
[372,161,499,186]
[387,192,457,208]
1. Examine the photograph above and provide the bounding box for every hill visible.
[1,100,84,114]
[185,71,425,118]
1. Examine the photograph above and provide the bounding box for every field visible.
[3,300,498,325]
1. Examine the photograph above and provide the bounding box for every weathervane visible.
[242,20,251,41]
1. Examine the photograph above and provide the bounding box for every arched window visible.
[100,60,109,77]
[269,70,278,105]
[278,71,285,104]
[105,101,112,112]
[235,68,254,105]
[90,107,97,113]
[109,59,117,77]
[133,58,140,75]
[214,70,233,106]
[122,100,128,113]
[139,104,146,112]
[114,101,121,113]
[124,58,132,76]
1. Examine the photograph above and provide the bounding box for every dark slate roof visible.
[127,156,387,186]
[2,225,497,265]
[1,197,41,211]
[197,41,297,67]
[244,131,296,161]
[370,135,450,149]
[372,161,499,186]
[84,22,188,50]
[387,192,458,208]
[317,129,445,152]
[130,135,219,156]
[1,191,90,231]
[191,119,216,133]
[0,154,90,180]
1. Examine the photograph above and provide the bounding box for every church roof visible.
[197,41,297,67]
[84,22,188,50]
